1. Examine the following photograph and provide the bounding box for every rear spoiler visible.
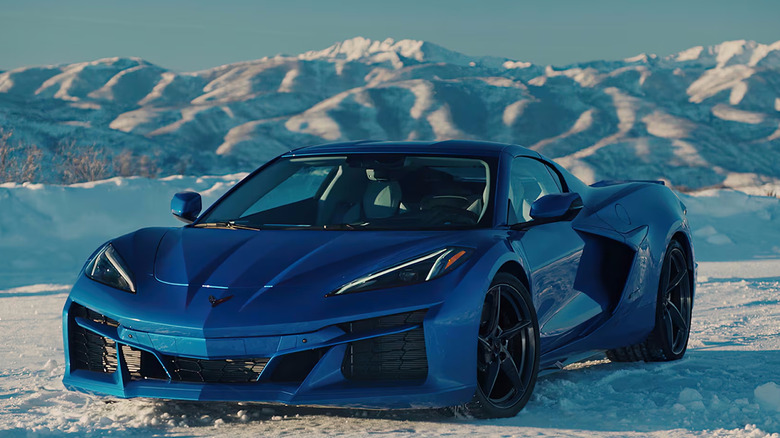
[590,180,665,188]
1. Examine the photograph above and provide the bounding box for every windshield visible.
[197,154,494,230]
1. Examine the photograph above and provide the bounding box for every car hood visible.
[84,226,493,337]
[153,227,462,292]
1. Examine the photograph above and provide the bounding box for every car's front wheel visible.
[462,273,540,418]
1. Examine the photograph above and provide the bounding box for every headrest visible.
[363,181,401,219]
[366,168,390,181]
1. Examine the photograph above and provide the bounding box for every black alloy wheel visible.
[463,273,539,418]
[606,239,694,362]
[655,241,693,358]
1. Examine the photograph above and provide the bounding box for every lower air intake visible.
[121,345,168,381]
[165,356,270,383]
[67,303,270,384]
[68,303,119,374]
[341,310,428,381]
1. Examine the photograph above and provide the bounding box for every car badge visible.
[208,294,234,307]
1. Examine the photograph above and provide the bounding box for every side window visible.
[545,166,564,192]
[508,157,562,223]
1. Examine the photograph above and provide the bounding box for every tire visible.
[606,240,693,362]
[461,273,540,418]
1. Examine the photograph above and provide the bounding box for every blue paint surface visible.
[63,140,694,408]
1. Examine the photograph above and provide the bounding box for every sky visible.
[1,0,779,72]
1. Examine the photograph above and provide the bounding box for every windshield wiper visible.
[194,221,373,231]
[318,222,371,230]
[193,221,262,231]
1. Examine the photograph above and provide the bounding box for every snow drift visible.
[2,175,778,290]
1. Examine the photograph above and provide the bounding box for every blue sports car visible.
[63,140,695,418]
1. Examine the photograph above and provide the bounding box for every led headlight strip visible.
[329,247,472,296]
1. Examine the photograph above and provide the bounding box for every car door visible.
[507,157,601,353]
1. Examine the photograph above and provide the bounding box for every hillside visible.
[1,37,779,191]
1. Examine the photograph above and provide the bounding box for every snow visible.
[624,53,652,63]
[108,107,163,132]
[716,40,749,67]
[2,37,780,193]
[755,384,780,413]
[148,106,211,137]
[748,41,780,67]
[642,111,695,139]
[0,284,70,295]
[543,65,601,87]
[730,81,749,105]
[682,189,780,260]
[426,105,465,140]
[502,99,530,126]
[502,60,532,70]
[298,37,508,69]
[564,87,639,160]
[277,68,299,93]
[686,65,755,104]
[676,46,705,62]
[0,175,245,288]
[669,39,780,69]
[2,175,780,436]
[712,104,766,125]
[531,109,594,150]
[137,71,176,105]
[285,91,350,140]
[217,120,267,155]
[299,37,422,63]
[402,80,435,120]
[87,64,153,101]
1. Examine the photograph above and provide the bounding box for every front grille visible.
[68,303,119,373]
[165,356,270,383]
[68,303,271,383]
[341,310,428,381]
[68,303,429,385]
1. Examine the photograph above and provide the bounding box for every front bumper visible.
[62,299,476,409]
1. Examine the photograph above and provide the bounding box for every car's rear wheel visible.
[607,240,693,362]
[462,273,540,418]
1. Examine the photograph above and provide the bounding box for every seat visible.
[363,181,403,219]
[341,180,403,223]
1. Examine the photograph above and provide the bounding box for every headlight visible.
[85,244,136,293]
[328,247,473,296]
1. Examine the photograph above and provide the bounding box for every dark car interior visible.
[202,155,492,230]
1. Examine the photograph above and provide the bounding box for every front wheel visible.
[462,273,540,418]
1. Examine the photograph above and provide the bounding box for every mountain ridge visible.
[0,37,778,193]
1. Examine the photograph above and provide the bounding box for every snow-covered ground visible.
[2,176,780,437]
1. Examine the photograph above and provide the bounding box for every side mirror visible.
[530,192,583,221]
[171,191,202,224]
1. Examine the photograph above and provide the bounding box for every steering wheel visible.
[425,206,479,225]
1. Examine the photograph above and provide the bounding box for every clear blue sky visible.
[1,0,778,72]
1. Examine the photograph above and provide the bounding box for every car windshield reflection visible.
[198,154,494,230]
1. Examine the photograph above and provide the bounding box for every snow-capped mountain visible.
[297,36,510,68]
[0,37,779,191]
